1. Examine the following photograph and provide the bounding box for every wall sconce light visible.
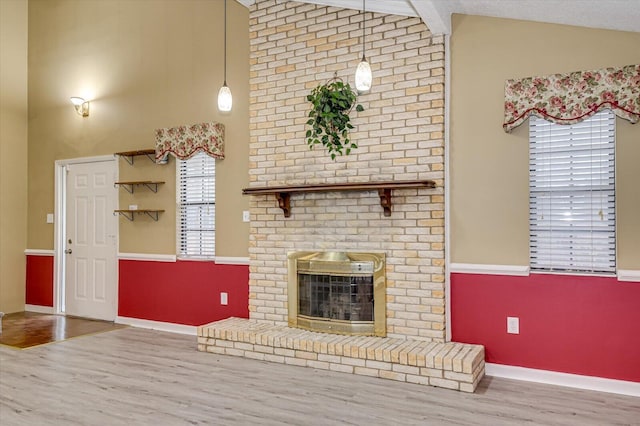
[217,0,232,112]
[70,97,90,117]
[355,0,372,93]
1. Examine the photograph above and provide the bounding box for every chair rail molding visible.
[617,270,640,282]
[118,253,177,262]
[449,263,530,276]
[24,249,55,256]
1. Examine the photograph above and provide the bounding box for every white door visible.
[65,160,118,321]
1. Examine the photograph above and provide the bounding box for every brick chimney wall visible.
[247,0,445,341]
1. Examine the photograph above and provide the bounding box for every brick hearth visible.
[198,318,485,393]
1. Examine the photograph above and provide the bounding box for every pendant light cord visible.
[361,0,366,61]
[224,0,227,85]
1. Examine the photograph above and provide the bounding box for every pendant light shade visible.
[218,83,232,112]
[354,0,372,93]
[355,57,372,93]
[217,0,232,112]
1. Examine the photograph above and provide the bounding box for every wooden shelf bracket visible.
[378,188,393,217]
[275,192,291,217]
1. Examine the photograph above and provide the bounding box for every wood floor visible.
[1,327,638,425]
[0,312,126,349]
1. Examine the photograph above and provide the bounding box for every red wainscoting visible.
[25,255,54,306]
[118,259,249,326]
[451,272,640,383]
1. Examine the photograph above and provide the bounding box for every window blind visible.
[529,109,615,273]
[177,152,215,258]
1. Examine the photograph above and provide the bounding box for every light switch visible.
[220,292,228,305]
[242,210,250,222]
[46,213,54,224]
[507,316,520,334]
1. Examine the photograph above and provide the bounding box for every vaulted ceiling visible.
[237,0,640,34]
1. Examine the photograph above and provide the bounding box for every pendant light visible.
[354,0,372,93]
[217,0,232,112]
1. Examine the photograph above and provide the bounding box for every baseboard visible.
[450,263,530,276]
[215,256,250,265]
[115,316,197,335]
[25,304,55,314]
[117,253,249,265]
[24,249,55,256]
[450,263,639,282]
[485,363,640,397]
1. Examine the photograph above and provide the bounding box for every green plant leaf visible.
[305,78,366,160]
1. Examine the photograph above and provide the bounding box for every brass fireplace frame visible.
[287,251,386,337]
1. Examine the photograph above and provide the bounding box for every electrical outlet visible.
[242,210,250,222]
[507,316,520,334]
[220,292,228,305]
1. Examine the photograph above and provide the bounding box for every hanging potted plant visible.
[306,75,364,160]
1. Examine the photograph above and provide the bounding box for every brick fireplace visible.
[198,1,485,393]
[247,0,446,342]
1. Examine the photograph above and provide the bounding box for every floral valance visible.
[155,122,225,163]
[503,64,640,132]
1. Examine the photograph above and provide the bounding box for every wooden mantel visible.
[242,180,436,217]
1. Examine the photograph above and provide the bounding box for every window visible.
[529,109,615,273]
[177,152,215,258]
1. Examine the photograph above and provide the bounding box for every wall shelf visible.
[114,181,165,193]
[114,150,166,222]
[114,209,165,221]
[115,149,157,165]
[242,180,436,217]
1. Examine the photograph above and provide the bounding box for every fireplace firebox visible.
[288,252,386,337]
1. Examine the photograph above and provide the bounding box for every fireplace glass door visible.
[298,274,374,322]
[288,251,386,337]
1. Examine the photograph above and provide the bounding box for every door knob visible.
[64,249,72,254]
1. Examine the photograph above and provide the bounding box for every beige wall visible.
[0,0,28,313]
[450,14,640,269]
[27,0,250,257]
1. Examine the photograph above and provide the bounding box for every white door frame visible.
[54,155,119,316]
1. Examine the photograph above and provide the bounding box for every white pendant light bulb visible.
[355,57,372,93]
[218,0,232,112]
[355,0,372,93]
[218,83,232,112]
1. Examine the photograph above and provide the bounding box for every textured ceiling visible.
[237,0,640,34]
[444,0,640,33]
